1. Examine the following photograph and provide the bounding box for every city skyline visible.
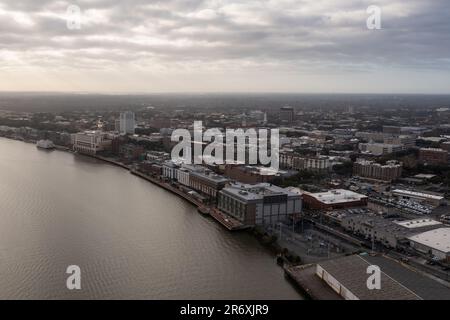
[1,0,450,94]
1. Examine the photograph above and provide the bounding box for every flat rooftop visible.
[306,189,367,204]
[414,174,437,179]
[392,189,444,201]
[222,183,299,201]
[191,171,229,183]
[318,254,450,300]
[419,147,448,152]
[363,255,450,300]
[317,255,420,300]
[395,218,442,229]
[408,228,450,254]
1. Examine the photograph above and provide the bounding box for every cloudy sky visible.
[0,0,449,93]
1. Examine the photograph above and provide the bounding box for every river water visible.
[0,138,300,299]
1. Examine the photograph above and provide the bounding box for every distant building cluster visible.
[2,100,450,286]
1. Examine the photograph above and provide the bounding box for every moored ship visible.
[36,139,55,150]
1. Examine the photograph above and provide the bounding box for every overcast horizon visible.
[1,0,450,94]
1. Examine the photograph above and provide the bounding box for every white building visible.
[176,164,204,187]
[72,131,107,155]
[120,111,135,135]
[408,228,450,262]
[392,189,445,207]
[162,161,179,180]
[177,168,190,187]
[280,153,331,172]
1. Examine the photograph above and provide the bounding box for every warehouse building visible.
[315,255,419,300]
[408,228,450,262]
[313,254,450,300]
[392,189,445,207]
[341,215,443,249]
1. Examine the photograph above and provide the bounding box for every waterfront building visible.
[119,144,145,160]
[139,161,163,176]
[72,131,108,155]
[176,164,204,187]
[119,111,135,135]
[177,168,190,187]
[189,170,229,202]
[162,161,179,181]
[217,183,302,226]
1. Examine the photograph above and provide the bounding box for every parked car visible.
[401,257,410,264]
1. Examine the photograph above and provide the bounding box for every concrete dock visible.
[284,264,342,300]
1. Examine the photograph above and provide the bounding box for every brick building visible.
[419,148,448,165]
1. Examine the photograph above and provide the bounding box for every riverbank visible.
[74,153,250,231]
[2,136,306,297]
[0,137,302,299]
[1,136,263,231]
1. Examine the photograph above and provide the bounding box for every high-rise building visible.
[280,106,295,123]
[120,111,135,135]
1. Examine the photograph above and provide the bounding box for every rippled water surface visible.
[0,138,300,299]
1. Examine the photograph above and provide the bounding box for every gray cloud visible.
[0,0,449,92]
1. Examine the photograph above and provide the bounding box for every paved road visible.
[275,216,450,284]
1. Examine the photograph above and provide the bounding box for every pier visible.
[284,264,341,300]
